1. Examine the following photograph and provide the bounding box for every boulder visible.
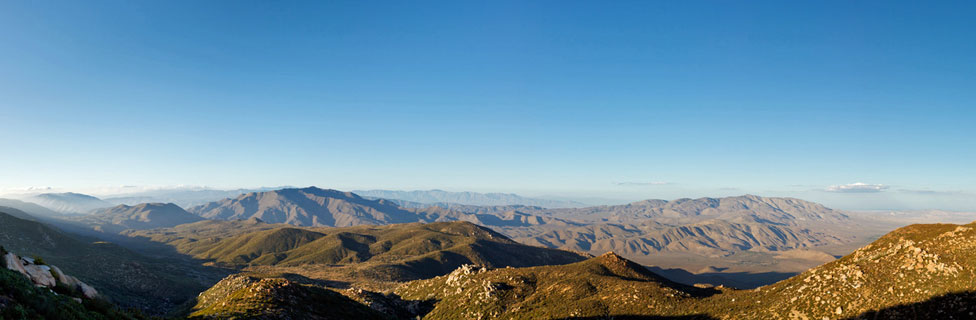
[3,253,26,274]
[23,264,57,287]
[50,265,82,287]
[77,282,99,299]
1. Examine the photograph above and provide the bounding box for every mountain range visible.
[23,193,112,214]
[2,186,909,288]
[352,189,587,208]
[57,187,893,285]
[4,193,976,319]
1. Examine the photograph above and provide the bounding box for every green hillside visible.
[187,274,389,320]
[127,221,590,289]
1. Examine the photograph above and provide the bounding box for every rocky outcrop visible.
[3,252,26,274]
[23,264,56,287]
[1,250,99,299]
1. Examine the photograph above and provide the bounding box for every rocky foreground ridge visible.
[1,246,99,301]
[394,220,976,319]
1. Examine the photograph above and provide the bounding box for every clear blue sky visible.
[1,1,974,210]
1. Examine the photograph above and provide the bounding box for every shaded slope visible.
[0,267,136,320]
[0,210,207,313]
[82,203,204,232]
[0,198,63,218]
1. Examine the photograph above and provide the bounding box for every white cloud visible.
[614,181,671,186]
[825,182,889,193]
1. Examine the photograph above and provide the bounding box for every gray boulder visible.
[3,253,26,274]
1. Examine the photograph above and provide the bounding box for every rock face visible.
[1,250,99,299]
[3,252,26,274]
[23,264,56,287]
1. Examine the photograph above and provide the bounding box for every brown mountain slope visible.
[126,221,590,290]
[514,219,847,257]
[484,195,884,281]
[508,195,849,225]
[186,187,575,229]
[187,187,425,227]
[722,220,976,319]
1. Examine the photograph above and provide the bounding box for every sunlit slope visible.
[128,221,589,281]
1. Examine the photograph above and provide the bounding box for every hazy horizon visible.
[1,184,973,212]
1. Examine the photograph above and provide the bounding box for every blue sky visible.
[1,1,974,210]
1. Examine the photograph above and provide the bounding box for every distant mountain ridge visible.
[0,198,63,218]
[101,187,283,208]
[188,187,428,227]
[510,194,849,225]
[353,189,587,208]
[25,193,112,214]
[83,203,204,232]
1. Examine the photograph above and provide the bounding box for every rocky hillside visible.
[724,220,976,319]
[396,252,715,319]
[188,274,388,320]
[0,210,211,313]
[0,265,136,319]
[392,220,976,319]
[2,248,99,299]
